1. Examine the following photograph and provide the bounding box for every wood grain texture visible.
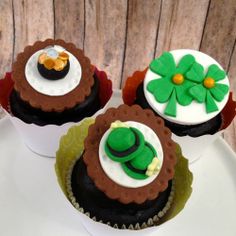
[0,0,14,77]
[54,0,85,49]
[121,0,161,87]
[200,0,236,152]
[155,0,209,57]
[84,0,127,88]
[13,0,54,58]
[0,0,235,151]
[223,40,236,152]
[200,0,236,70]
[227,41,236,101]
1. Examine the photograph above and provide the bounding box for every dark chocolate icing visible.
[135,82,222,137]
[37,61,70,80]
[9,74,100,126]
[71,157,172,228]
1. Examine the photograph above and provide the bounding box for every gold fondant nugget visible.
[38,48,69,71]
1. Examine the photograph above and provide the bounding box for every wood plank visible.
[200,0,236,151]
[224,123,236,152]
[223,41,236,152]
[155,0,209,57]
[13,0,54,58]
[121,0,161,87]
[0,0,14,77]
[84,0,127,88]
[200,0,236,70]
[54,0,84,49]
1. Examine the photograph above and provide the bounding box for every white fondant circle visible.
[144,49,230,125]
[25,45,82,96]
[99,121,163,188]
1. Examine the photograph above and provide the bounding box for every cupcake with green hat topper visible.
[55,104,193,232]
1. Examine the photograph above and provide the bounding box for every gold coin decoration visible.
[54,58,65,71]
[59,52,69,61]
[38,50,69,71]
[44,58,55,70]
[38,53,47,64]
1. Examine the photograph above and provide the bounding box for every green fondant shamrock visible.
[186,63,229,113]
[147,52,196,117]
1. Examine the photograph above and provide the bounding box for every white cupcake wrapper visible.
[4,90,117,157]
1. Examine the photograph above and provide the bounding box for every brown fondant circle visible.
[12,39,94,112]
[83,104,177,204]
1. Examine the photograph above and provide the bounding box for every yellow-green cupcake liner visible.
[55,118,193,229]
[55,118,95,195]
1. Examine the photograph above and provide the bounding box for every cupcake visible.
[123,50,236,161]
[55,104,193,233]
[0,39,112,156]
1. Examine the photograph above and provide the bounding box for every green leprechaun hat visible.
[105,121,161,180]
[105,121,145,163]
[122,141,160,180]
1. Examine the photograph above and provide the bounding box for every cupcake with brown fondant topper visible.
[55,104,193,234]
[123,50,236,162]
[0,39,112,157]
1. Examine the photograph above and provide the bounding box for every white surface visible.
[0,117,236,236]
[25,45,82,96]
[144,49,230,125]
[172,130,223,164]
[4,90,120,157]
[99,121,163,188]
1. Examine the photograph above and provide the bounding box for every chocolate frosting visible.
[12,39,94,112]
[83,104,177,204]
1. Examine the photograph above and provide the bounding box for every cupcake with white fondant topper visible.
[0,39,112,156]
[123,49,236,137]
[55,104,193,233]
[11,39,112,125]
[122,50,236,162]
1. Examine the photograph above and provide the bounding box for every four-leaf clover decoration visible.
[147,52,196,117]
[147,52,229,117]
[186,63,229,113]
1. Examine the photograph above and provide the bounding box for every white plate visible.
[0,104,236,235]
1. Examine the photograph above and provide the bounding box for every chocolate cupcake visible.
[123,50,236,162]
[9,39,112,126]
[0,39,112,157]
[123,49,234,137]
[55,105,193,231]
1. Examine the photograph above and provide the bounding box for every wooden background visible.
[0,0,236,151]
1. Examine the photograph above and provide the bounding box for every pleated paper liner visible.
[55,118,193,231]
[122,68,236,163]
